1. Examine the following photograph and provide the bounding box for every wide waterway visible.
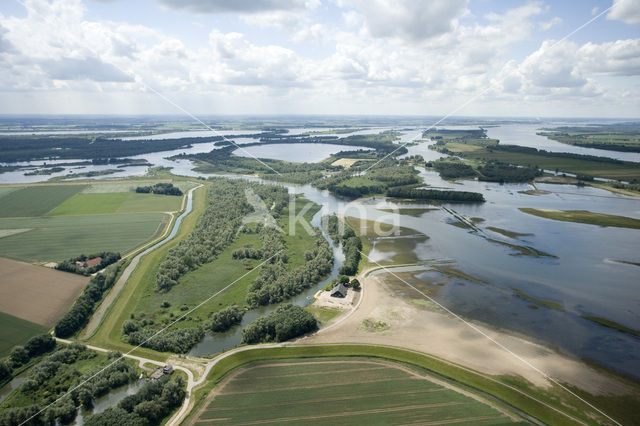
[1,125,639,379]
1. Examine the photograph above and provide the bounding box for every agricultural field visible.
[191,358,520,425]
[0,180,193,261]
[538,124,640,152]
[0,257,88,326]
[0,213,169,261]
[0,312,47,357]
[0,184,85,217]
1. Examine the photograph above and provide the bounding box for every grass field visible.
[0,213,169,261]
[0,311,47,357]
[48,192,182,215]
[0,185,86,217]
[519,208,640,229]
[192,358,519,425]
[0,257,88,326]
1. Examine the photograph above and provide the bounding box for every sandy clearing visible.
[312,287,355,309]
[301,270,633,396]
[0,257,88,326]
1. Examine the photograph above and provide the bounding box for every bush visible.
[208,305,245,333]
[350,279,361,290]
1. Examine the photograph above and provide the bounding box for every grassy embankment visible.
[183,344,639,426]
[519,208,640,230]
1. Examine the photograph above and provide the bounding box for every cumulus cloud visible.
[578,39,640,76]
[538,16,562,31]
[341,0,468,41]
[607,0,640,25]
[42,56,133,82]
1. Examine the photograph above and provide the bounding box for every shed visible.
[330,282,348,298]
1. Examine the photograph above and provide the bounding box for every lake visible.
[233,143,372,163]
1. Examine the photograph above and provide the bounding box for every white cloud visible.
[341,0,468,41]
[578,39,640,76]
[607,0,640,25]
[538,16,562,31]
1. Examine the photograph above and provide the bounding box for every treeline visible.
[85,375,185,426]
[0,344,136,426]
[433,161,476,179]
[0,334,56,384]
[246,228,333,307]
[492,144,627,164]
[56,251,121,275]
[136,182,183,196]
[0,135,225,162]
[122,319,204,353]
[55,262,123,338]
[324,214,362,276]
[155,180,255,292]
[477,162,541,183]
[387,187,485,202]
[242,304,317,344]
[208,305,245,333]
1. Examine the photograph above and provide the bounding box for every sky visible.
[0,0,638,118]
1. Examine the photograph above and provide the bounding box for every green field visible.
[519,208,640,229]
[195,358,519,425]
[48,192,182,215]
[0,213,169,261]
[0,185,86,217]
[47,192,129,215]
[0,312,47,357]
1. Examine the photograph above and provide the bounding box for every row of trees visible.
[0,334,56,383]
[56,251,121,275]
[339,235,363,276]
[242,304,317,344]
[135,182,183,196]
[432,161,476,179]
[0,135,225,162]
[55,262,123,338]
[386,187,485,202]
[85,375,185,426]
[476,162,541,183]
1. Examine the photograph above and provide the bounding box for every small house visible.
[330,282,348,298]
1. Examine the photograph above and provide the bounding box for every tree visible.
[350,279,361,290]
[9,346,28,366]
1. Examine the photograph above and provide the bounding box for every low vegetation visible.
[519,208,640,230]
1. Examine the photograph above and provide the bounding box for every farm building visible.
[85,257,102,268]
[331,282,348,298]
